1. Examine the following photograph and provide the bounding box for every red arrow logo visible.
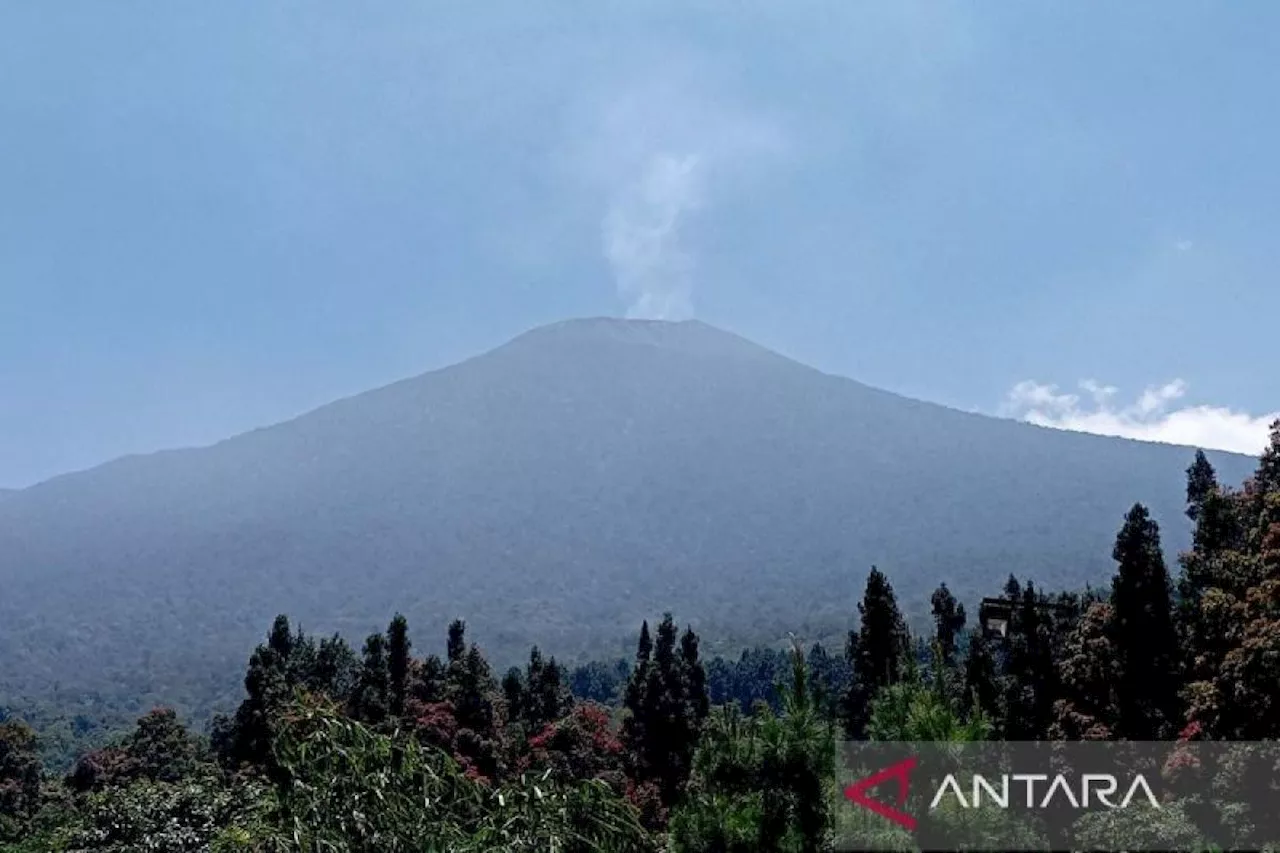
[843,755,918,831]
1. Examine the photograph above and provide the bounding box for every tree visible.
[930,583,967,668]
[1110,503,1180,740]
[447,641,501,780]
[447,618,467,664]
[866,673,992,743]
[857,568,910,689]
[1258,420,1280,496]
[842,567,911,738]
[387,613,412,718]
[311,633,359,702]
[351,632,390,726]
[1001,580,1059,739]
[1051,602,1121,739]
[680,627,710,725]
[213,615,296,768]
[961,629,1000,726]
[520,646,572,732]
[669,642,835,853]
[502,666,526,729]
[805,641,851,717]
[622,615,709,815]
[68,707,204,792]
[1186,450,1218,522]
[524,703,627,793]
[569,658,631,705]
[0,721,41,836]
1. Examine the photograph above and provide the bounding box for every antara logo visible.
[843,756,919,831]
[929,773,1161,810]
[843,757,1160,831]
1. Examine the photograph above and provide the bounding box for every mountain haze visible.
[0,318,1255,719]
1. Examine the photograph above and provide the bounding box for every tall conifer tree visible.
[1110,503,1180,740]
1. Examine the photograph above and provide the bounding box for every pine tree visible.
[1002,580,1059,739]
[268,614,293,660]
[448,642,500,779]
[680,626,710,724]
[387,614,411,718]
[622,621,652,758]
[215,614,296,767]
[806,641,851,717]
[961,629,1000,726]
[1110,503,1180,740]
[312,633,358,703]
[522,646,571,731]
[645,615,681,802]
[1186,449,1218,522]
[446,619,467,664]
[858,567,911,689]
[502,667,525,727]
[930,583,967,668]
[840,630,865,738]
[622,615,708,812]
[842,567,910,738]
[450,644,496,733]
[351,632,391,725]
[413,654,447,705]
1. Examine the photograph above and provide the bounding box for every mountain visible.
[0,318,1256,720]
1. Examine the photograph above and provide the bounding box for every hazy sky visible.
[3,2,1278,488]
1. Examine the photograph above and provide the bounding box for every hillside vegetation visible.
[0,319,1255,741]
[4,433,1280,850]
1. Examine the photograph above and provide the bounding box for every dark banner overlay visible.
[833,741,1280,851]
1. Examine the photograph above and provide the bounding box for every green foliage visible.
[960,630,999,728]
[999,579,1062,739]
[260,694,652,852]
[866,677,991,744]
[0,721,42,836]
[67,707,204,792]
[1051,601,1120,739]
[59,773,269,853]
[1181,425,1280,739]
[568,659,630,706]
[14,440,1280,850]
[1072,800,1206,851]
[670,643,834,853]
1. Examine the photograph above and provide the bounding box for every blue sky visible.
[2,2,1278,488]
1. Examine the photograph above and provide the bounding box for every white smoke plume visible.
[564,66,787,320]
[603,153,703,320]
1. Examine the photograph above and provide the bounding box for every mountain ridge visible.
[13,317,1246,495]
[0,317,1258,723]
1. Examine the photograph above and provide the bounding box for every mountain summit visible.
[0,318,1254,717]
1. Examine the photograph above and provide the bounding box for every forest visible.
[2,424,1279,851]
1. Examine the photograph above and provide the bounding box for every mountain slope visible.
[0,318,1256,719]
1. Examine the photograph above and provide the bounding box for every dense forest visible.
[2,424,1280,850]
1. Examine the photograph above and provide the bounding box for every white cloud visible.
[1001,379,1278,456]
